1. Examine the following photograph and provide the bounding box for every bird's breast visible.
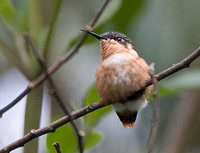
[96,53,150,104]
[102,52,135,66]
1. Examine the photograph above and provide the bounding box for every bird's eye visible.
[116,37,125,42]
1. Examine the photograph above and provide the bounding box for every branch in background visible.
[154,46,200,81]
[147,63,160,153]
[0,87,31,118]
[24,35,84,153]
[0,101,106,153]
[0,46,200,153]
[0,0,111,117]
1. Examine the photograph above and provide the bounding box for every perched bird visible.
[82,29,151,128]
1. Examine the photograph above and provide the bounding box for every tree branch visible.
[0,0,111,117]
[24,35,84,153]
[0,46,200,153]
[0,101,106,153]
[154,46,200,81]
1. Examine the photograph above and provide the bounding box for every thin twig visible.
[88,0,110,27]
[0,46,200,153]
[0,101,106,153]
[147,63,160,153]
[24,35,68,114]
[155,46,200,81]
[0,0,111,117]
[53,142,62,153]
[24,35,84,153]
[0,87,31,117]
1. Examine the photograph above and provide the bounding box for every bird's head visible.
[82,29,137,60]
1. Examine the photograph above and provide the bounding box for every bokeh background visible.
[0,0,200,153]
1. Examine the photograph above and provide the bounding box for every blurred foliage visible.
[0,0,27,32]
[110,0,146,32]
[83,85,112,128]
[163,69,200,90]
[47,85,110,153]
[84,132,101,150]
[66,0,122,50]
[148,85,179,102]
[47,117,102,153]
[0,0,43,78]
[47,123,77,153]
[158,85,178,98]
[0,0,200,153]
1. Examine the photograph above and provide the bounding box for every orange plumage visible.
[83,30,151,128]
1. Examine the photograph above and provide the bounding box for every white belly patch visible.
[113,99,148,112]
[103,53,133,66]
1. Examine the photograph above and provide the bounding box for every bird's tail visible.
[116,111,138,128]
[113,99,147,128]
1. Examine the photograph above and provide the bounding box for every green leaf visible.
[111,0,146,32]
[84,84,101,104]
[65,0,122,50]
[15,0,29,32]
[83,85,111,128]
[95,0,122,27]
[0,0,18,29]
[148,85,179,102]
[85,132,102,150]
[159,85,179,97]
[162,69,200,89]
[0,0,28,32]
[47,124,77,153]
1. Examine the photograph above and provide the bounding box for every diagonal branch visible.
[154,46,200,81]
[24,35,84,153]
[0,0,111,117]
[0,101,106,153]
[0,45,200,153]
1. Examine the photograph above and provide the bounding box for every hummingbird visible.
[82,29,151,128]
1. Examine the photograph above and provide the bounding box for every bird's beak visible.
[81,29,104,40]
